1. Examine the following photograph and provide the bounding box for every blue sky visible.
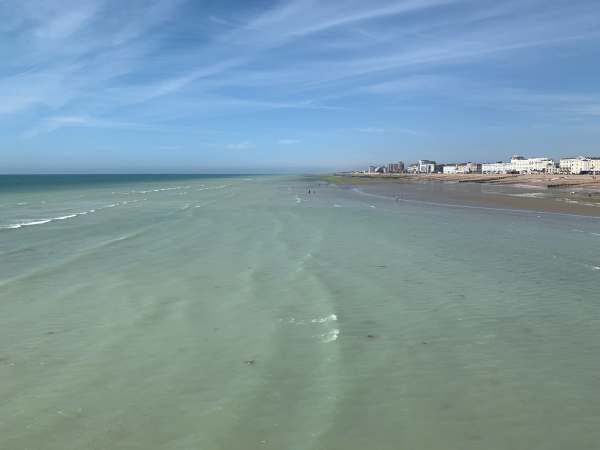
[1,0,599,173]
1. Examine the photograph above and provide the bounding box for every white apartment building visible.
[443,164,458,174]
[459,162,481,173]
[442,163,480,174]
[482,156,556,174]
[510,156,556,174]
[482,161,512,174]
[560,156,600,174]
[418,160,436,174]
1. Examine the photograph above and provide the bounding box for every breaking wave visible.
[0,199,144,231]
[321,329,340,343]
[0,212,92,230]
[312,314,338,324]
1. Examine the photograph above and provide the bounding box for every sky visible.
[1,0,599,173]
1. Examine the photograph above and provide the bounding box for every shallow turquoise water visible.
[1,175,599,449]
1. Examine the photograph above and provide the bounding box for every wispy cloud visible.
[355,126,423,135]
[277,138,301,145]
[227,141,255,150]
[33,2,99,41]
[356,127,385,134]
[4,0,600,120]
[476,89,600,118]
[24,115,143,138]
[361,75,453,94]
[246,0,456,40]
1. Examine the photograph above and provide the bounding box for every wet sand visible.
[321,175,600,217]
[328,173,600,189]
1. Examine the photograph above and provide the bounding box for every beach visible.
[322,174,600,217]
[2,174,600,450]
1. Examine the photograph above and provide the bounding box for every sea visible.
[1,174,599,450]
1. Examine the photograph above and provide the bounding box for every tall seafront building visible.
[560,156,600,174]
[482,155,557,174]
[387,161,405,173]
[443,162,482,174]
[418,160,437,174]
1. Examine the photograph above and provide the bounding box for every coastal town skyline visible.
[357,154,600,176]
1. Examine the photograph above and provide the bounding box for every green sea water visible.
[1,175,599,450]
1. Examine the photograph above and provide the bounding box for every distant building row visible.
[482,155,600,175]
[367,161,405,174]
[363,155,600,175]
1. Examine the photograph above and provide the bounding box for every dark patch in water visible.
[440,402,452,411]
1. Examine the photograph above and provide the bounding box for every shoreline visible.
[326,172,600,189]
[319,174,600,218]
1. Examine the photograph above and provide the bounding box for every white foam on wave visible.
[510,192,546,198]
[295,196,302,203]
[284,317,305,325]
[333,204,341,208]
[133,186,190,194]
[321,329,340,343]
[512,183,546,190]
[2,219,52,229]
[0,208,101,230]
[194,199,217,208]
[312,314,338,324]
[54,214,78,220]
[100,199,143,209]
